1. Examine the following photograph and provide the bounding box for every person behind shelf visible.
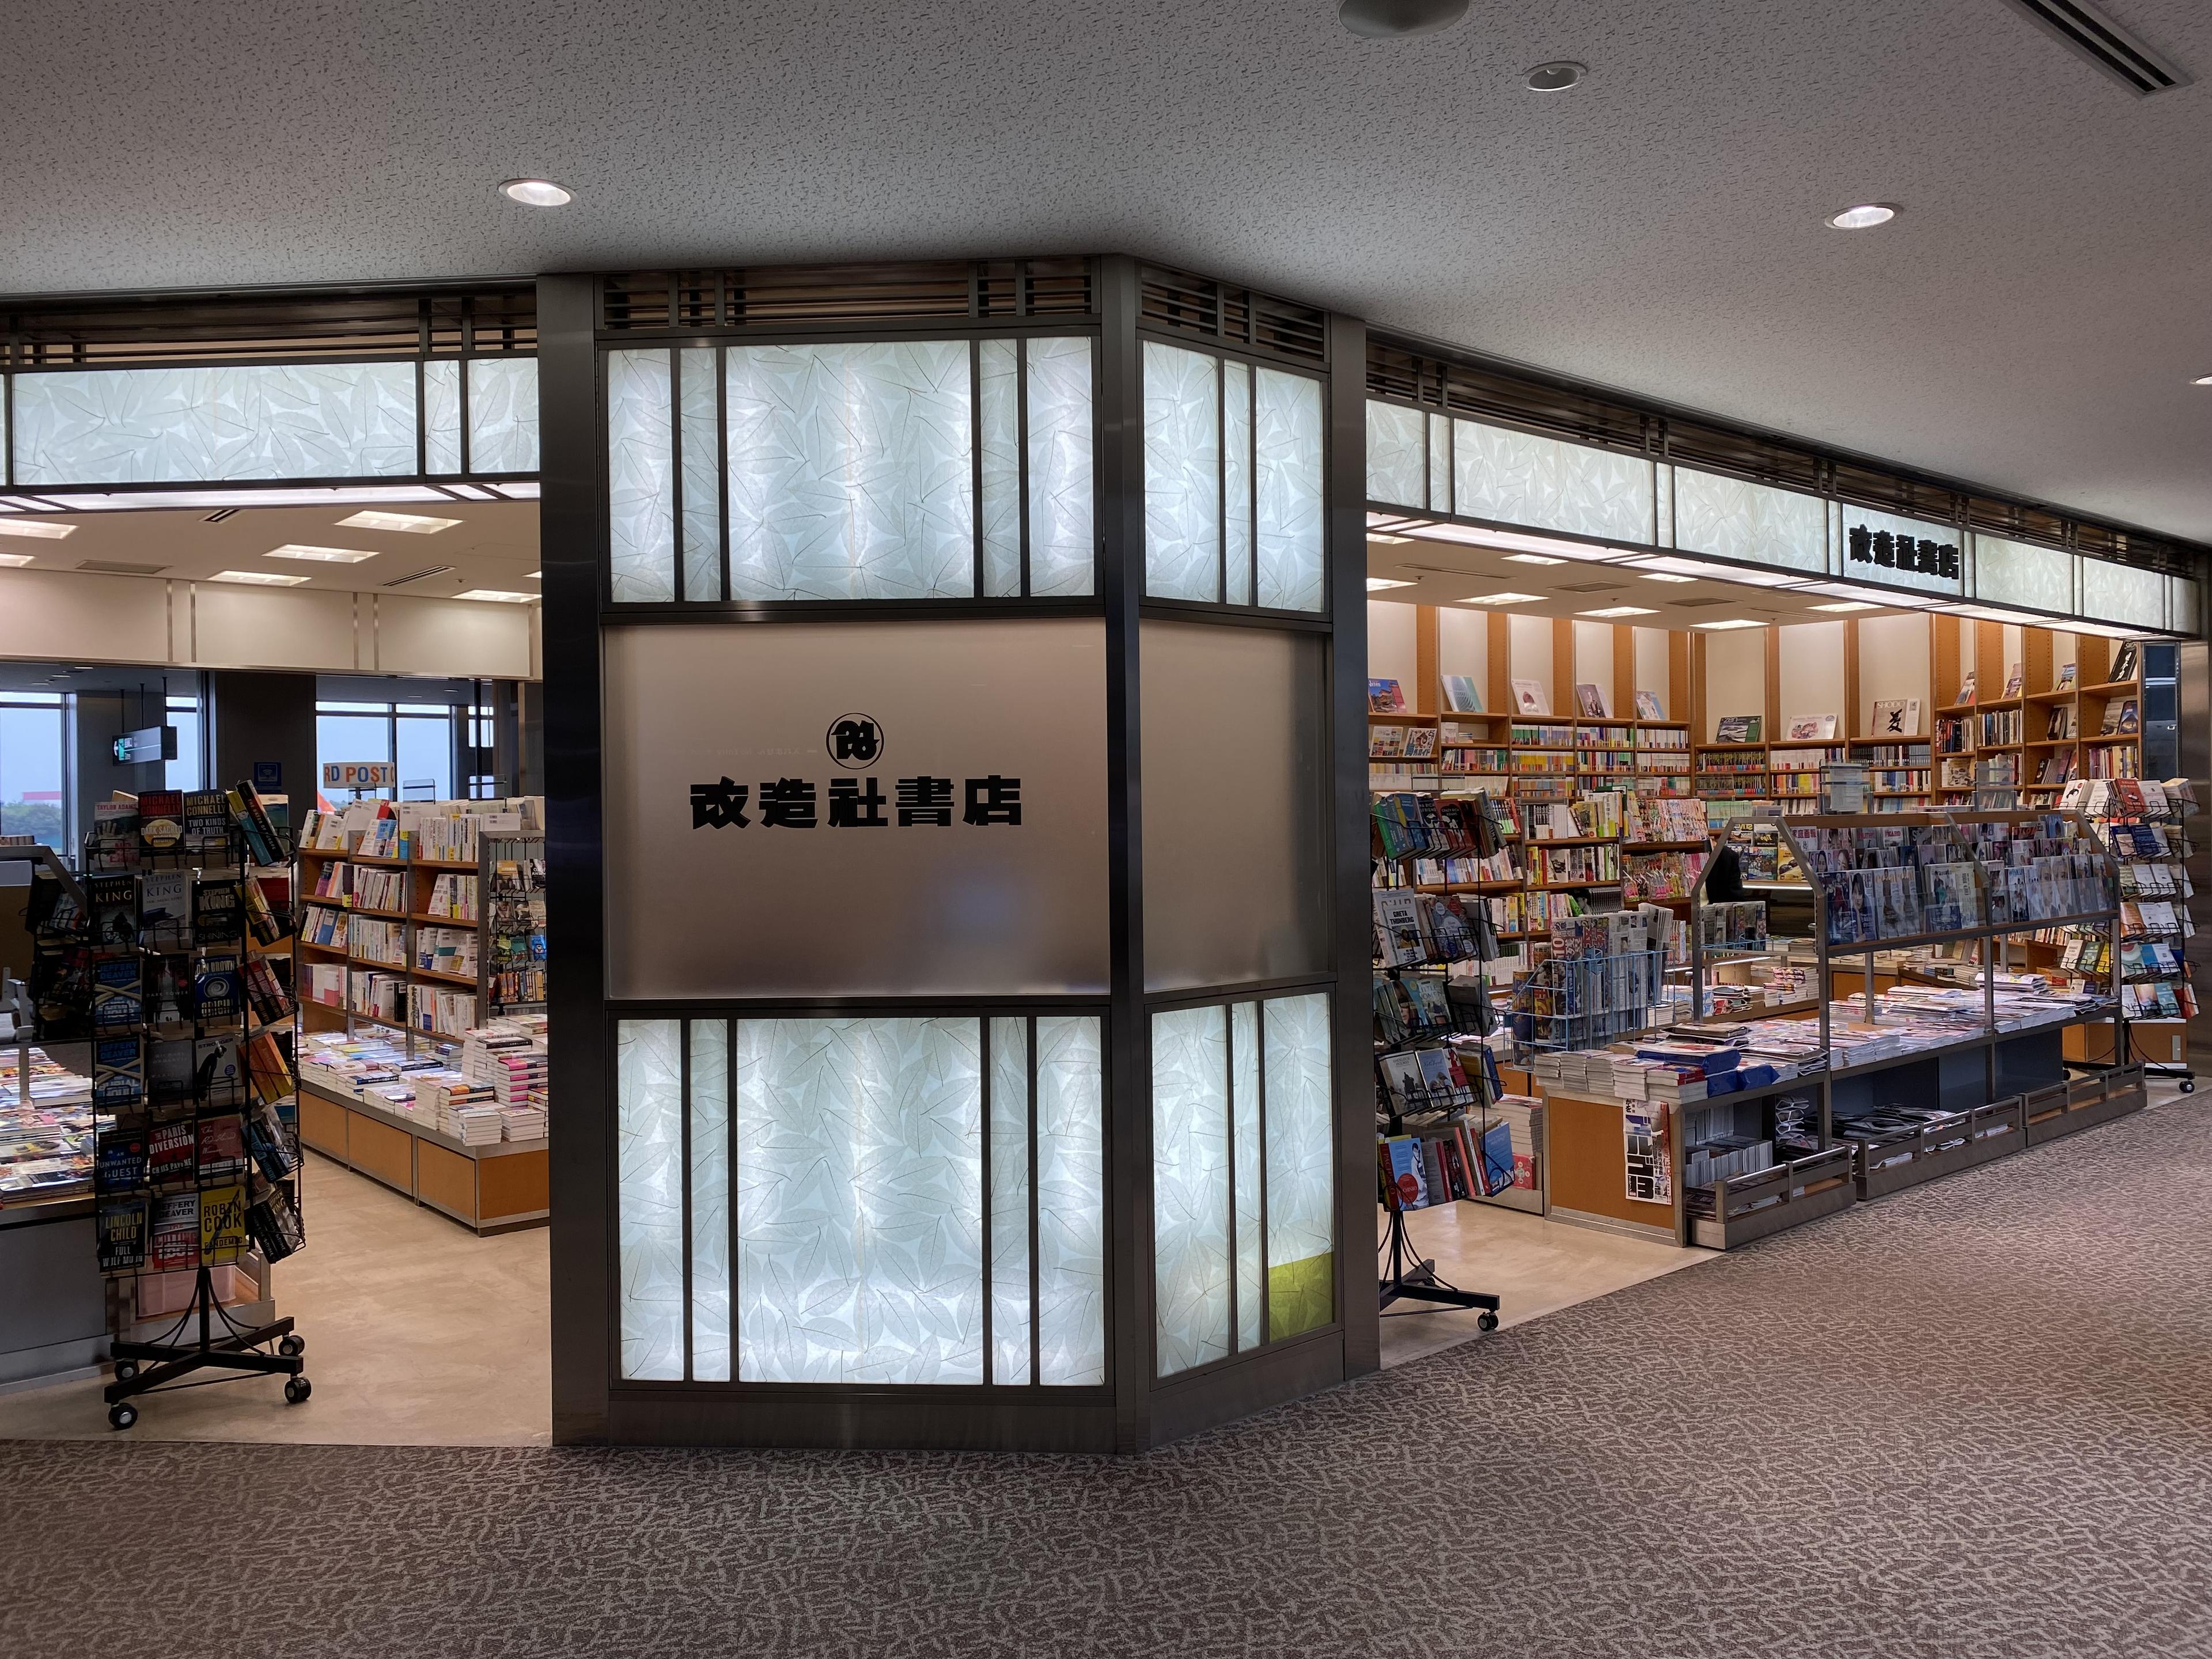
[1703,825,1746,903]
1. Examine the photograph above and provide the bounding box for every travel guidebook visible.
[1367,678,1406,713]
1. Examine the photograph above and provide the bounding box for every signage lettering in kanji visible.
[827,713,885,770]
[690,777,750,829]
[964,775,1022,826]
[896,775,955,827]
[828,776,890,828]
[758,777,818,828]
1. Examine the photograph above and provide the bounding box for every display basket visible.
[1509,946,1666,1054]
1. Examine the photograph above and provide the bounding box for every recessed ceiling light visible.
[211,570,311,586]
[0,552,35,568]
[2194,375,2212,386]
[1525,60,1586,91]
[1695,619,1767,630]
[1367,533,1412,545]
[1503,553,1567,566]
[0,519,75,540]
[1366,577,1415,590]
[499,177,574,207]
[1826,203,1899,230]
[1798,581,1941,608]
[337,510,461,535]
[1337,0,1469,37]
[1622,554,1809,589]
[525,570,541,579]
[266,544,378,563]
[1580,605,1657,619]
[453,589,539,604]
[1457,592,1543,606]
[1641,572,1696,584]
[1808,601,1880,613]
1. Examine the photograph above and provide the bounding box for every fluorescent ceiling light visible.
[487,482,541,500]
[0,552,35,567]
[1580,605,1657,619]
[1456,592,1543,606]
[1797,581,1942,609]
[2067,620,2157,640]
[266,544,378,563]
[1695,619,1766,630]
[1367,533,1412,545]
[1366,577,1415,590]
[453,589,539,603]
[1808,601,1879,613]
[1622,554,1808,588]
[1396,522,1621,561]
[1826,203,1898,230]
[1641,572,1695,584]
[26,486,454,512]
[1936,602,2043,624]
[1367,512,1425,529]
[338,510,462,535]
[525,570,541,579]
[1503,553,1566,566]
[210,569,311,586]
[0,518,75,540]
[2195,376,2212,386]
[499,177,574,207]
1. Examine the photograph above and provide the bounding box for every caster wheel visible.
[2181,1081,2195,1094]
[113,1359,139,1382]
[285,1376,312,1405]
[108,1403,137,1430]
[1477,1312,1500,1332]
[278,1335,305,1358]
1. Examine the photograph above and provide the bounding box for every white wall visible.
[1858,612,1930,737]
[1703,628,1766,740]
[1508,612,1553,714]
[1366,600,1418,702]
[1777,620,1846,733]
[1437,605,1487,707]
[2047,628,2081,694]
[1571,620,1615,717]
[0,569,172,664]
[1634,626,1671,718]
[2002,623,2025,696]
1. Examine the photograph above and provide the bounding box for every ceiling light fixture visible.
[1395,521,1621,560]
[210,570,311,586]
[2194,375,2212,385]
[1825,203,1899,230]
[1503,554,1567,566]
[1366,577,1415,590]
[1798,581,1941,609]
[337,510,461,535]
[1641,572,1696,584]
[0,518,75,540]
[1580,605,1657,619]
[1524,60,1586,91]
[453,589,539,604]
[525,570,541,579]
[0,552,35,568]
[1808,601,1880,613]
[1621,554,1809,588]
[266,544,378,563]
[1456,592,1543,607]
[1695,619,1767,630]
[499,177,574,207]
[1367,533,1412,545]
[1336,0,1469,38]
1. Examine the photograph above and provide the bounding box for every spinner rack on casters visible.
[105,1268,305,1430]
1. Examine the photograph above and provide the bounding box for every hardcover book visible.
[148,1037,198,1104]
[1714,714,1762,744]
[1442,674,1483,713]
[1956,669,1976,706]
[141,870,192,949]
[97,1198,149,1272]
[150,1192,201,1271]
[199,1183,249,1264]
[183,789,232,856]
[195,1112,249,1181]
[245,1181,306,1263]
[1634,690,1663,719]
[137,789,187,854]
[92,1036,146,1109]
[1785,715,1839,741]
[146,1118,196,1183]
[1869,698,1921,738]
[245,1102,299,1183]
[194,877,244,942]
[1366,678,1406,713]
[194,953,243,1025]
[195,1035,247,1108]
[94,1124,148,1193]
[89,873,140,949]
[91,955,144,1030]
[2109,642,2139,684]
[2003,664,2022,699]
[1574,683,1608,718]
[1510,679,1549,717]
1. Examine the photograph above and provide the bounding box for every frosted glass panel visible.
[1143,341,1222,601]
[1365,400,1423,509]
[689,1020,732,1381]
[1153,1003,1231,1376]
[1035,1014,1107,1385]
[1453,418,1655,546]
[1230,1000,1263,1354]
[1974,535,2074,613]
[1426,412,1452,514]
[14,361,417,485]
[467,357,540,474]
[423,360,462,476]
[1223,359,1254,606]
[616,1018,684,1381]
[979,339,1022,597]
[990,1016,1032,1385]
[607,348,675,603]
[1255,367,1325,611]
[1027,336,1096,598]
[679,348,722,601]
[734,1017,983,1384]
[2171,577,2199,636]
[1670,468,1825,574]
[1264,993,1335,1342]
[726,340,975,601]
[2082,557,2166,629]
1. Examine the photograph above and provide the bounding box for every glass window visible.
[316,706,394,804]
[0,696,67,849]
[165,690,204,792]
[395,710,453,800]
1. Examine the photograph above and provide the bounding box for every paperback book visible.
[150,1192,201,1271]
[97,1198,149,1273]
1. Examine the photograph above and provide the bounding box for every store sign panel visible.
[602,619,1109,998]
[1837,506,1963,597]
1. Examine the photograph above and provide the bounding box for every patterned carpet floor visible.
[5,1097,2209,1658]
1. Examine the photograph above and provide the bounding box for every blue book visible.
[1478,1120,1515,1195]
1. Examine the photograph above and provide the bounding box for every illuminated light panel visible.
[1796,581,1941,609]
[1695,618,1766,630]
[1503,553,1566,566]
[1456,592,1543,606]
[1399,521,1622,560]
[1808,601,1878,613]
[1366,533,1412,545]
[0,518,75,540]
[24,485,455,512]
[453,588,539,603]
[337,510,462,534]
[210,569,310,586]
[1827,203,1898,230]
[525,570,541,579]
[266,544,377,563]
[1622,554,1808,588]
[1365,577,1414,590]
[1579,605,1657,619]
[1641,572,1695,584]
[499,177,574,207]
[0,552,35,567]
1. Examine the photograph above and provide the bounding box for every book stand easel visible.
[105,1266,305,1430]
[1378,1198,1500,1328]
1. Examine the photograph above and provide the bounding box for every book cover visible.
[245,1181,306,1263]
[148,1037,198,1105]
[230,783,287,866]
[94,1124,147,1193]
[1634,690,1662,720]
[149,1192,200,1271]
[196,1112,249,1181]
[195,1035,246,1108]
[1574,683,1608,718]
[1956,668,1976,706]
[195,953,242,1024]
[1378,1136,1429,1209]
[1714,714,1762,743]
[91,955,144,1030]
[1511,679,1549,717]
[1402,725,1438,759]
[246,1032,296,1105]
[183,789,232,855]
[88,873,140,949]
[194,877,244,942]
[2003,664,2023,699]
[1368,724,1407,758]
[1442,674,1484,713]
[1366,678,1406,713]
[137,789,187,854]
[2056,662,2077,691]
[1786,715,1838,741]
[1478,1119,1515,1195]
[2109,642,2139,684]
[199,1183,250,1266]
[97,1198,149,1273]
[92,1035,146,1109]
[245,1103,299,1183]
[1869,698,1921,738]
[140,870,191,948]
[2118,699,2139,734]
[147,1117,196,1182]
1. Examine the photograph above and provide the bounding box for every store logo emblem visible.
[827,713,884,769]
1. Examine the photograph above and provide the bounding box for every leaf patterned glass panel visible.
[990,1015,1032,1385]
[2081,556,2166,629]
[979,339,1022,597]
[1027,336,1096,598]
[689,1019,732,1381]
[1035,1014,1107,1385]
[1143,341,1221,602]
[13,362,418,486]
[423,359,462,476]
[1152,1002,1230,1376]
[1452,417,1656,548]
[616,1018,684,1381]
[679,348,722,601]
[2171,576,2198,635]
[466,356,540,475]
[1263,993,1334,1343]
[1974,535,2075,614]
[1224,359,1253,606]
[1365,400,1423,509]
[1670,468,1825,574]
[607,348,675,603]
[725,341,975,601]
[1255,367,1324,612]
[1230,1000,1263,1354]
[1426,412,1453,514]
[735,1017,984,1384]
